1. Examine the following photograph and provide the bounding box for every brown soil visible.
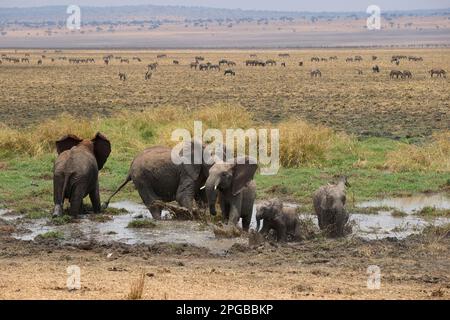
[0,219,448,300]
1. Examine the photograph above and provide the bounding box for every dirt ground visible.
[0,219,449,300]
[1,49,449,138]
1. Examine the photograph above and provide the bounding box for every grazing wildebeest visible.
[372,65,380,73]
[145,71,152,80]
[157,54,167,59]
[209,64,220,71]
[310,69,322,77]
[372,55,378,61]
[224,69,235,76]
[354,56,363,61]
[329,56,338,61]
[279,53,290,58]
[281,62,286,67]
[120,58,129,64]
[190,61,198,69]
[133,57,141,62]
[265,59,277,66]
[403,70,412,78]
[430,69,446,78]
[147,63,158,71]
[299,61,303,66]
[118,72,127,81]
[250,54,257,58]
[227,61,236,66]
[37,59,42,65]
[219,59,228,66]
[104,59,109,65]
[195,56,205,62]
[390,70,404,79]
[173,60,179,65]
[346,57,354,62]
[311,57,320,62]
[199,63,209,71]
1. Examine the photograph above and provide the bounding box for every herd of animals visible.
[0,52,447,81]
[52,133,350,243]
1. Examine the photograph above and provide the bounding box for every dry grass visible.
[126,271,146,300]
[384,131,450,172]
[0,105,358,168]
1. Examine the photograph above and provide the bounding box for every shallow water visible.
[3,194,450,252]
[357,193,450,214]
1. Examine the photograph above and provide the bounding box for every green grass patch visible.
[36,231,64,240]
[127,219,156,229]
[417,207,450,217]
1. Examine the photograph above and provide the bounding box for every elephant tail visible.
[59,172,72,205]
[102,174,131,209]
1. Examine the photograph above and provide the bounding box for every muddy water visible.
[357,193,450,214]
[2,194,450,252]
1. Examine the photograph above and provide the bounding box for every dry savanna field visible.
[0,48,449,300]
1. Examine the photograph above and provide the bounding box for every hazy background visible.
[2,0,450,11]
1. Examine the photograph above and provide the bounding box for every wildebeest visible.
[279,53,290,58]
[147,62,158,71]
[224,69,235,76]
[345,57,354,62]
[219,59,228,66]
[227,61,236,66]
[118,72,127,81]
[299,61,303,67]
[37,59,42,65]
[372,55,378,61]
[354,56,363,62]
[310,69,322,77]
[120,58,129,64]
[390,70,404,79]
[144,71,152,80]
[190,61,198,69]
[265,59,277,66]
[311,57,320,62]
[429,69,446,78]
[372,65,380,73]
[157,54,167,59]
[403,70,412,78]
[281,62,286,67]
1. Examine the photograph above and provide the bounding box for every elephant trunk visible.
[205,176,220,216]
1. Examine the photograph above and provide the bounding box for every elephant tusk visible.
[200,185,206,190]
[214,185,218,191]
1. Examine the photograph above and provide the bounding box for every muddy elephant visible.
[53,133,111,217]
[103,142,215,219]
[204,157,257,231]
[313,176,350,238]
[256,199,302,242]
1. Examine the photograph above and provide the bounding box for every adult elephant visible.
[204,157,257,231]
[53,133,111,217]
[103,142,216,219]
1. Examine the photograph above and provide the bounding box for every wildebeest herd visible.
[2,52,446,82]
[52,133,350,242]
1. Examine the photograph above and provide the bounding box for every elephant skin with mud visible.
[53,133,111,217]
[256,199,302,242]
[205,157,257,231]
[313,176,350,238]
[103,142,212,219]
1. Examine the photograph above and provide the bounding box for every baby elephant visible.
[256,199,302,242]
[53,133,111,217]
[313,176,350,237]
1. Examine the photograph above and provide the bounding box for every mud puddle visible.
[3,194,450,251]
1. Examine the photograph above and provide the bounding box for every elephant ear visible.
[91,132,111,170]
[270,199,283,215]
[231,156,258,196]
[179,140,204,181]
[55,134,82,154]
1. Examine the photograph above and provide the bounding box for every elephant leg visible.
[276,223,287,242]
[219,197,230,223]
[175,180,195,211]
[52,175,65,217]
[241,214,251,232]
[89,181,101,213]
[259,221,271,235]
[228,195,243,227]
[69,185,84,217]
[135,182,161,219]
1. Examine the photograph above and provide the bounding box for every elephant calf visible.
[53,133,111,217]
[256,199,302,242]
[313,176,350,238]
[204,157,257,231]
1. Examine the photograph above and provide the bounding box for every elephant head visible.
[56,132,111,170]
[204,157,257,216]
[256,199,283,231]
